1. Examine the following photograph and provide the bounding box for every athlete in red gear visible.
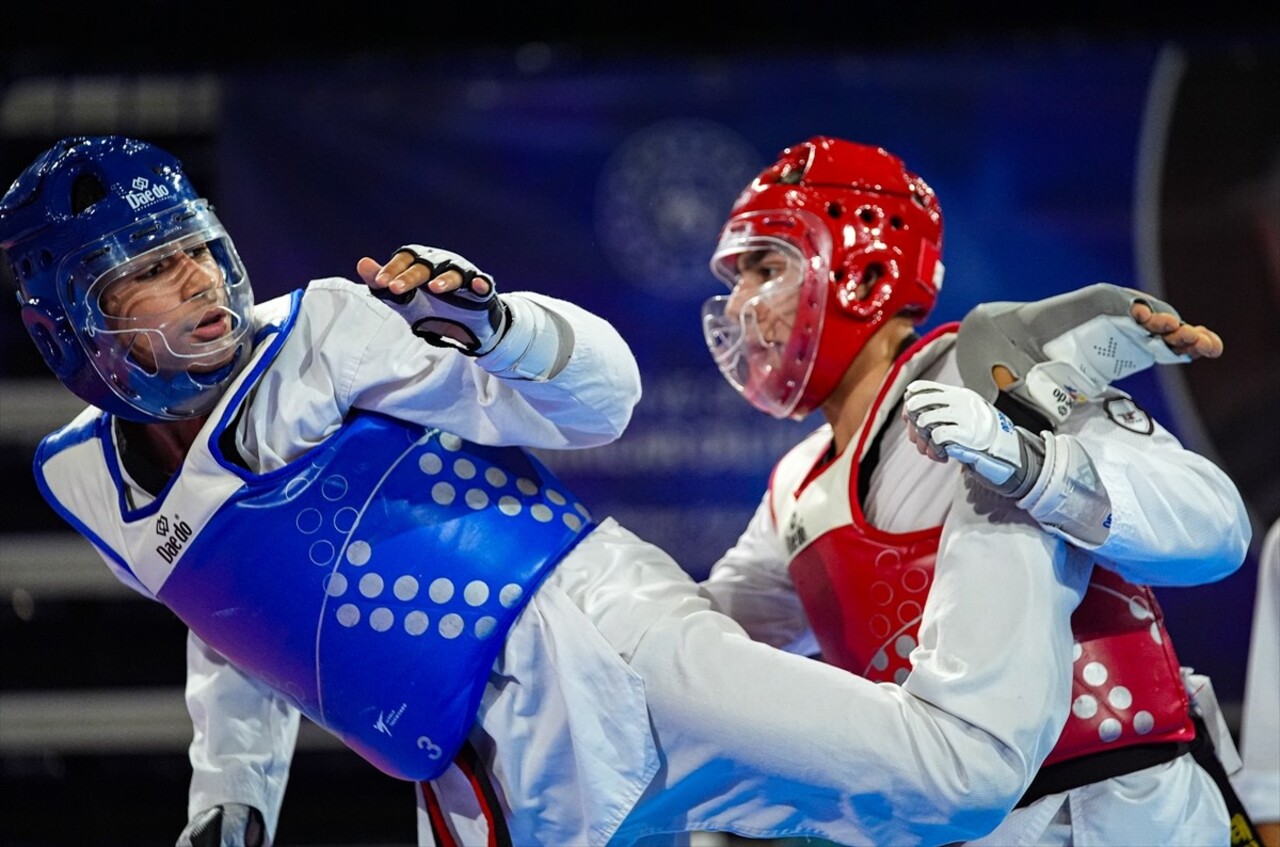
[700,136,1252,845]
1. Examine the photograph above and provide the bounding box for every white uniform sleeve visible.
[701,492,819,656]
[239,281,642,473]
[1037,391,1251,585]
[343,281,642,446]
[185,631,300,846]
[1232,518,1280,824]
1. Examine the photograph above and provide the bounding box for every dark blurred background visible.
[2,6,1277,845]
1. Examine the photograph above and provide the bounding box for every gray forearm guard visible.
[1016,432,1113,546]
[987,426,1046,500]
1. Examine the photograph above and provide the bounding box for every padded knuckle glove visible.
[373,245,510,355]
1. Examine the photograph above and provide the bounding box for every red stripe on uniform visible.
[419,780,458,847]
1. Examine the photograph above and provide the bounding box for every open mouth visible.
[191,309,230,342]
[746,344,777,374]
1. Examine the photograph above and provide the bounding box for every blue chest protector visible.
[34,299,595,781]
[158,412,592,780]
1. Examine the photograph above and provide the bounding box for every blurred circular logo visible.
[594,119,762,300]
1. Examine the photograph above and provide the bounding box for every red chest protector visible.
[781,330,1194,768]
[789,527,1193,766]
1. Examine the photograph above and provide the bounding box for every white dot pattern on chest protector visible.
[334,507,359,533]
[321,475,348,500]
[1073,694,1099,719]
[346,541,371,566]
[1066,588,1169,744]
[862,547,931,682]
[404,610,429,635]
[359,573,384,598]
[463,581,489,606]
[429,578,454,603]
[369,607,394,632]
[294,433,590,643]
[393,576,419,601]
[296,508,323,534]
[325,573,348,597]
[309,540,335,566]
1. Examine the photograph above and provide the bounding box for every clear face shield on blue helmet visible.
[61,200,254,420]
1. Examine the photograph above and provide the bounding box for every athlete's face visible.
[98,243,236,374]
[724,247,801,366]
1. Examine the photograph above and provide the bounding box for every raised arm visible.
[351,245,643,448]
[904,283,1249,585]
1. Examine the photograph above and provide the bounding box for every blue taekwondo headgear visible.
[0,136,254,422]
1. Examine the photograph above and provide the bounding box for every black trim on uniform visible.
[857,398,900,507]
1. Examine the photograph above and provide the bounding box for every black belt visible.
[1016,737,1189,808]
[1017,712,1264,847]
[1186,714,1267,847]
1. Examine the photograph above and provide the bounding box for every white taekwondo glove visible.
[176,803,266,847]
[904,379,1112,545]
[903,379,1046,499]
[374,245,571,380]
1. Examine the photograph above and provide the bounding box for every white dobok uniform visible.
[35,279,1237,847]
[704,326,1251,847]
[1231,517,1280,830]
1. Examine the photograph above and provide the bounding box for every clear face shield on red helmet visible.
[701,209,832,419]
